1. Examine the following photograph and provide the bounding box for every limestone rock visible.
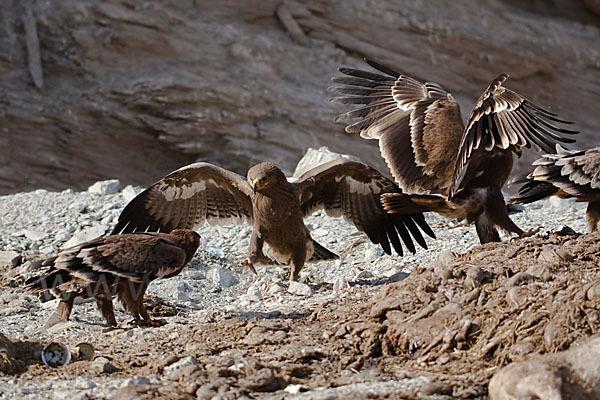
[1,0,598,195]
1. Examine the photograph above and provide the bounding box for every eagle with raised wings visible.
[330,59,577,243]
[25,229,200,327]
[112,158,435,282]
[510,145,600,232]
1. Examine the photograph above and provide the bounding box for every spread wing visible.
[294,158,435,256]
[451,74,577,197]
[329,59,464,195]
[511,146,600,203]
[112,162,253,234]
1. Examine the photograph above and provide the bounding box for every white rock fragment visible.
[206,246,225,258]
[333,275,350,293]
[165,356,198,380]
[209,268,238,287]
[354,270,374,281]
[74,377,97,389]
[22,229,48,241]
[364,247,384,262]
[120,376,150,387]
[121,185,139,202]
[88,179,121,195]
[293,146,361,179]
[63,224,108,248]
[312,228,329,237]
[288,281,313,296]
[68,202,87,213]
[0,250,21,267]
[284,384,308,394]
[268,283,286,295]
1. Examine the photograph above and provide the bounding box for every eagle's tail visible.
[310,240,339,261]
[509,179,559,204]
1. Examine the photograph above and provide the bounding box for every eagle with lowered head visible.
[330,59,577,243]
[25,229,200,327]
[510,145,600,232]
[112,158,435,282]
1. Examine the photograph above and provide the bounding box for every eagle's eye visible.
[259,176,267,183]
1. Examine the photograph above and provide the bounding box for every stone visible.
[91,357,119,374]
[0,251,21,267]
[333,275,350,293]
[489,335,600,400]
[121,185,139,202]
[363,247,384,263]
[88,180,121,195]
[120,376,151,387]
[388,271,409,283]
[209,268,238,288]
[288,281,313,296]
[292,147,361,179]
[354,270,374,281]
[68,202,88,213]
[63,224,108,248]
[164,356,198,381]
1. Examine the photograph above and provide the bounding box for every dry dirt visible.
[2,230,600,399]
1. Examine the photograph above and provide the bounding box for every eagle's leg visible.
[56,291,78,321]
[586,201,600,232]
[474,213,501,244]
[93,282,118,327]
[483,188,536,241]
[119,280,165,327]
[240,228,264,275]
[289,239,307,282]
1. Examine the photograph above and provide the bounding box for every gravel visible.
[0,176,589,399]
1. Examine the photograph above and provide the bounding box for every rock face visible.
[1,0,599,194]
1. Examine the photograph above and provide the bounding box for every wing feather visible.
[294,159,435,256]
[112,162,253,234]
[451,74,577,197]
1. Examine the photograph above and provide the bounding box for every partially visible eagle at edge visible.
[510,145,600,232]
[25,229,200,327]
[112,158,436,282]
[329,59,577,244]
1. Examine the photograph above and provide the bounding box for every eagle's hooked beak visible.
[252,179,260,194]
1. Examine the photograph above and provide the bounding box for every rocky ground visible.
[0,176,596,399]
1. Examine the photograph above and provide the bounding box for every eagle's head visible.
[247,162,287,194]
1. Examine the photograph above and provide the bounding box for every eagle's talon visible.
[513,227,541,241]
[238,258,257,275]
[129,318,165,327]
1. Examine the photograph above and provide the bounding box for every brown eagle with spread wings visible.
[510,146,600,232]
[112,159,435,281]
[330,59,577,243]
[25,229,200,327]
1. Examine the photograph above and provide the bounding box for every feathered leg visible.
[586,201,600,232]
[56,291,78,321]
[475,213,501,244]
[289,239,307,282]
[117,279,163,327]
[93,282,117,327]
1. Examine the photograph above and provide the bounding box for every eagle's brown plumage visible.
[112,159,435,281]
[510,146,600,232]
[24,229,200,327]
[330,59,577,243]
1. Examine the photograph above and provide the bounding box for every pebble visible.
[0,250,21,267]
[91,357,119,374]
[209,268,238,287]
[121,185,139,202]
[63,224,109,248]
[364,247,384,262]
[164,356,198,380]
[68,202,88,213]
[120,376,151,387]
[88,179,121,195]
[288,281,313,296]
[333,276,350,293]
